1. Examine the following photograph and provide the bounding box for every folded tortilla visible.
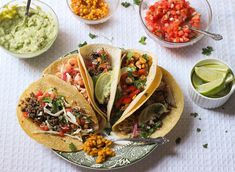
[16,75,99,151]
[78,44,122,120]
[109,49,158,124]
[42,54,106,130]
[112,66,184,138]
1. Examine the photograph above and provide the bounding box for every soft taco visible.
[17,75,99,151]
[78,44,122,119]
[112,67,184,138]
[42,54,106,130]
[109,49,158,125]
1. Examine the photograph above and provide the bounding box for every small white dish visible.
[66,0,119,25]
[188,58,235,109]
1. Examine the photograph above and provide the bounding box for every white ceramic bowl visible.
[66,0,119,25]
[188,58,235,109]
[0,0,59,58]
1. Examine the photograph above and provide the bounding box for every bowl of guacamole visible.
[0,0,59,58]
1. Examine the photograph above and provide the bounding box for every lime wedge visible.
[195,67,227,82]
[192,72,205,88]
[95,72,112,104]
[197,78,225,96]
[225,73,234,84]
[203,64,229,72]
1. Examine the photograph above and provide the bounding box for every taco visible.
[109,49,158,125]
[17,75,99,151]
[78,44,122,119]
[42,54,106,130]
[112,67,184,138]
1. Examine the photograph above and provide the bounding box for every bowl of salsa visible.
[0,0,59,58]
[139,0,212,48]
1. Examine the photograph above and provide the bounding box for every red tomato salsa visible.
[145,0,201,43]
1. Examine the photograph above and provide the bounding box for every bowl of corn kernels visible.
[67,0,119,25]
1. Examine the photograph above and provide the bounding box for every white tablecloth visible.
[0,0,234,172]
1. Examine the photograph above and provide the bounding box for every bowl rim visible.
[189,58,235,101]
[139,0,213,46]
[66,0,120,25]
[0,0,59,58]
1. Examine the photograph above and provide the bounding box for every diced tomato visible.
[126,86,137,93]
[35,91,43,99]
[138,69,146,75]
[61,125,70,133]
[62,72,67,81]
[23,112,29,118]
[66,108,72,112]
[122,97,132,104]
[79,119,86,126]
[59,131,65,137]
[39,124,49,131]
[129,89,141,98]
[115,97,123,109]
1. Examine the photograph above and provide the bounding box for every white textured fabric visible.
[0,0,234,172]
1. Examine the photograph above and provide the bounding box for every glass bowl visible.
[139,0,212,48]
[0,0,59,58]
[66,0,119,25]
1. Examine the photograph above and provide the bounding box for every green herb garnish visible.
[101,54,107,60]
[196,128,201,132]
[202,46,213,56]
[142,54,149,61]
[127,52,133,61]
[42,97,52,103]
[121,2,131,8]
[69,143,77,152]
[203,143,208,149]
[139,36,147,45]
[133,0,141,5]
[134,79,146,89]
[78,41,87,47]
[190,112,198,118]
[175,137,181,145]
[127,66,137,72]
[89,33,97,39]
[225,130,228,133]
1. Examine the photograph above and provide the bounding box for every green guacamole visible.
[0,5,57,54]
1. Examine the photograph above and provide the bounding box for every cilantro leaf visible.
[133,0,141,5]
[127,52,133,61]
[142,54,149,60]
[202,46,213,56]
[89,33,97,39]
[78,41,87,48]
[203,143,208,149]
[134,79,146,89]
[196,128,201,132]
[69,143,77,152]
[121,2,131,8]
[139,36,147,45]
[190,112,198,118]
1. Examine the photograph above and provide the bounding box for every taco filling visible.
[111,51,152,125]
[114,80,176,138]
[54,57,89,101]
[84,48,112,110]
[19,88,94,141]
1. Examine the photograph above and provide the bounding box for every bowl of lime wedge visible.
[189,58,235,109]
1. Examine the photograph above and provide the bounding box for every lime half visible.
[195,67,227,82]
[197,78,225,96]
[95,72,112,104]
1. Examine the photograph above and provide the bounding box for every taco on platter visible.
[112,67,184,138]
[78,44,122,119]
[17,75,99,151]
[43,54,106,130]
[109,49,158,125]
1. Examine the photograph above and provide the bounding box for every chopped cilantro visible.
[101,54,107,60]
[42,97,52,103]
[225,130,228,133]
[133,0,141,5]
[196,128,201,132]
[142,54,149,60]
[134,79,146,89]
[69,143,77,152]
[175,137,181,145]
[89,33,97,39]
[202,46,213,56]
[127,66,137,72]
[78,41,87,47]
[203,144,208,149]
[139,36,147,45]
[190,112,198,118]
[121,2,131,8]
[127,52,133,61]
[103,128,112,135]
